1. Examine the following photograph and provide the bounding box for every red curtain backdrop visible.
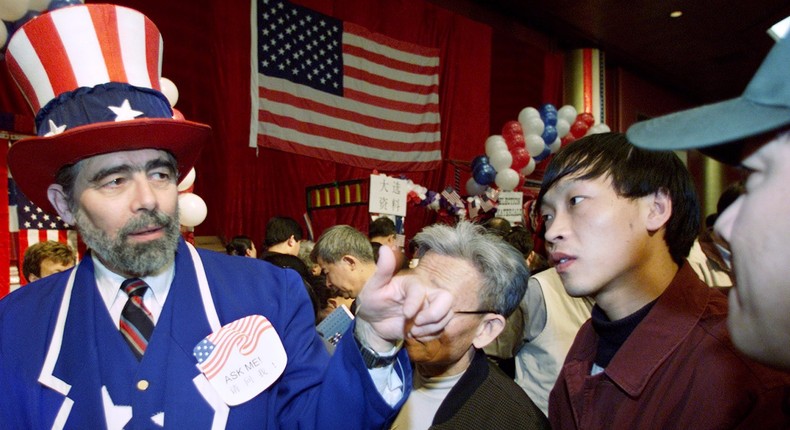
[0,0,562,249]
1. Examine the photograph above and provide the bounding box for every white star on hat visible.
[108,99,144,122]
[44,119,67,137]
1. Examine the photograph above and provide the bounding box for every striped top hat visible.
[5,3,210,214]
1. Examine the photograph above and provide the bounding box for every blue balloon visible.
[473,163,497,186]
[541,125,558,145]
[541,110,558,126]
[539,103,557,117]
[471,155,489,171]
[49,0,84,11]
[533,146,552,162]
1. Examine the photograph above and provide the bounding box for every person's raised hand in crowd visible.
[354,245,453,352]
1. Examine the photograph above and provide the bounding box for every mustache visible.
[118,210,177,240]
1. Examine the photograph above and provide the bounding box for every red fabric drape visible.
[201,0,491,244]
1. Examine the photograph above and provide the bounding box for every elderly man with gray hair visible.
[388,221,549,430]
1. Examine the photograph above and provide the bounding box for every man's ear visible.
[645,188,672,232]
[47,184,76,225]
[342,255,357,270]
[287,235,296,247]
[472,314,506,349]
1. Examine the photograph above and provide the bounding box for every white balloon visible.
[549,137,562,153]
[495,168,520,191]
[489,149,513,172]
[29,0,49,11]
[517,107,541,124]
[521,116,544,136]
[465,177,487,196]
[484,135,507,158]
[178,193,208,227]
[585,123,611,136]
[556,118,570,138]
[177,167,196,191]
[160,77,180,107]
[558,105,578,124]
[0,0,29,21]
[525,134,545,157]
[592,123,611,134]
[520,158,536,176]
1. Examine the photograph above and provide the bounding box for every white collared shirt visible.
[93,254,175,327]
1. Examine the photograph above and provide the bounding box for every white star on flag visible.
[44,119,67,137]
[109,99,144,122]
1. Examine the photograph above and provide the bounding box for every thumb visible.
[362,244,396,291]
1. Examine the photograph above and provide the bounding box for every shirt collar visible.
[93,252,175,309]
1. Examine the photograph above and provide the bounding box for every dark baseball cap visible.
[627,36,790,165]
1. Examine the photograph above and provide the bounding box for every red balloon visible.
[577,112,595,127]
[561,134,577,147]
[172,108,185,120]
[510,147,531,171]
[570,120,589,139]
[502,120,524,149]
[509,133,525,149]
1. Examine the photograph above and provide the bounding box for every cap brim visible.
[8,118,210,216]
[627,96,790,164]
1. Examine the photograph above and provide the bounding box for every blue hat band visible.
[34,82,173,137]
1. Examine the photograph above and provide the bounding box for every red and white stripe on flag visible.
[252,0,442,172]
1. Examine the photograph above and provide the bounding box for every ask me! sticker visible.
[193,315,287,405]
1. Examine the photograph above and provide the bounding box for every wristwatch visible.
[354,331,401,369]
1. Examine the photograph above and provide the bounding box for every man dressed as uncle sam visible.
[0,4,454,429]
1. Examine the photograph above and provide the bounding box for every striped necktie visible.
[119,278,155,360]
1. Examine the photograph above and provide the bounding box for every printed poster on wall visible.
[369,174,407,217]
[496,191,524,225]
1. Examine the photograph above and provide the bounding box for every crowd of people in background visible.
[221,143,790,427]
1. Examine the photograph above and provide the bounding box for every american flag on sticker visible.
[194,315,274,380]
[252,0,442,172]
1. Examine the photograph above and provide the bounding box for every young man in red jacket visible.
[539,132,790,428]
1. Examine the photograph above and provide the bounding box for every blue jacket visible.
[0,239,410,429]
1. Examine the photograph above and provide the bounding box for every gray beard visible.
[75,207,180,277]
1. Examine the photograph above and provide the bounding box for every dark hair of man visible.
[264,216,303,247]
[504,225,534,258]
[369,217,396,239]
[483,217,512,237]
[226,236,253,256]
[369,241,382,262]
[22,240,76,282]
[537,132,700,265]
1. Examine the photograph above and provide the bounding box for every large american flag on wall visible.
[251,0,442,172]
